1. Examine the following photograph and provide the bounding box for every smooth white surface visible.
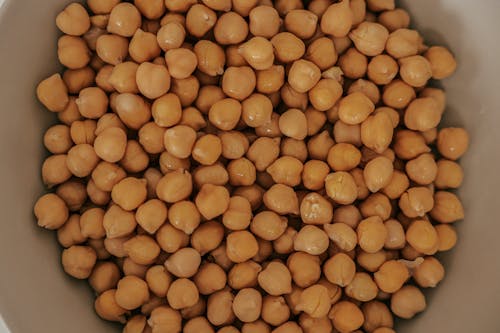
[0,0,500,332]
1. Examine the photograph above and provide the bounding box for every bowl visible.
[0,0,499,332]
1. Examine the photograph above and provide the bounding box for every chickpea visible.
[163,247,200,279]
[263,184,300,215]
[58,35,91,70]
[246,137,280,172]
[349,22,389,56]
[193,163,229,188]
[367,55,399,85]
[167,278,199,310]
[70,119,96,145]
[329,301,364,333]
[406,219,439,255]
[326,143,360,172]
[320,0,353,38]
[89,261,120,294]
[194,263,227,295]
[393,130,430,160]
[164,49,197,81]
[324,223,357,252]
[195,184,230,219]
[114,93,151,130]
[288,60,321,94]
[249,6,280,38]
[206,289,235,326]
[363,156,394,193]
[157,22,185,52]
[186,5,217,38]
[357,216,387,254]
[339,48,368,79]
[164,201,199,235]
[271,33,306,64]
[300,192,333,225]
[56,2,91,36]
[357,250,387,273]
[57,214,86,247]
[40,154,71,187]
[361,301,394,333]
[383,219,406,250]
[114,275,150,310]
[273,227,297,255]
[332,122,360,148]
[294,284,331,318]
[256,66,285,95]
[222,66,256,101]
[382,80,415,109]
[228,261,261,290]
[149,306,182,333]
[378,8,410,32]
[437,127,469,160]
[96,34,129,65]
[280,84,308,110]
[405,153,438,185]
[218,327,239,333]
[258,261,292,296]
[191,221,225,255]
[249,211,285,241]
[309,79,342,112]
[284,10,317,40]
[390,285,426,319]
[424,46,457,80]
[191,134,222,166]
[213,12,248,45]
[398,186,434,218]
[144,265,171,298]
[412,256,445,288]
[107,62,138,94]
[94,289,127,323]
[434,224,457,252]
[293,225,329,256]
[58,97,82,125]
[87,178,111,205]
[156,170,193,204]
[61,245,97,279]
[386,29,423,59]
[332,205,361,229]
[259,296,289,327]
[107,3,141,37]
[302,160,329,191]
[399,55,433,87]
[179,106,205,130]
[241,93,273,128]
[90,162,126,193]
[265,156,302,187]
[156,223,189,254]
[430,191,464,224]
[324,172,358,205]
[37,73,70,112]
[129,29,162,63]
[339,92,374,125]
[304,107,327,137]
[193,41,226,78]
[63,67,95,94]
[299,313,332,333]
[134,63,170,99]
[287,252,321,288]
[232,288,262,323]
[79,207,105,240]
[278,109,307,140]
[345,272,379,302]
[373,260,409,293]
[226,231,259,263]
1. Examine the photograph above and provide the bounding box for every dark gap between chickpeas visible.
[35,0,469,332]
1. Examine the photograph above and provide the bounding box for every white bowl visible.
[0,0,499,332]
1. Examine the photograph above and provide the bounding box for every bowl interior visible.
[1,0,500,332]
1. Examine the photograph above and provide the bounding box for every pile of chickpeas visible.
[34,0,469,332]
